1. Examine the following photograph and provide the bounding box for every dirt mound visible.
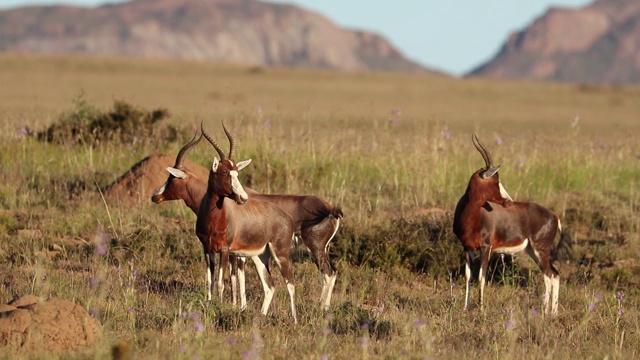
[0,295,102,355]
[104,153,210,207]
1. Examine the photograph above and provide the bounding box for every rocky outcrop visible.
[0,0,435,74]
[468,0,640,84]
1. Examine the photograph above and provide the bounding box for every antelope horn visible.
[472,134,493,169]
[201,122,227,161]
[174,129,202,168]
[222,121,235,160]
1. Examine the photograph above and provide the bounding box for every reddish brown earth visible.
[0,295,102,354]
[104,153,209,206]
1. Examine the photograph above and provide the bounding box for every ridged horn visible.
[222,121,235,160]
[201,122,227,161]
[174,130,202,168]
[472,134,493,169]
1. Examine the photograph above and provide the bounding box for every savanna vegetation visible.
[0,54,639,359]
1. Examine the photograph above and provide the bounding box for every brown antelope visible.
[194,124,298,323]
[453,134,561,315]
[152,130,342,310]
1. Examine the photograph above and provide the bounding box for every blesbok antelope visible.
[151,130,252,307]
[195,124,298,323]
[152,130,342,310]
[453,134,561,315]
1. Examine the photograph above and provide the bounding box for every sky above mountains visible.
[1,0,592,76]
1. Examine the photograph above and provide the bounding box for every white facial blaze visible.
[499,181,513,201]
[153,181,167,196]
[230,170,249,202]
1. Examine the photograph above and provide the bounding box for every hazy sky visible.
[1,0,593,75]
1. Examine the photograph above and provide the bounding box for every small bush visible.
[37,95,181,146]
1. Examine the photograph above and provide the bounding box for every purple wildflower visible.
[516,156,526,171]
[95,233,108,256]
[414,318,425,328]
[193,321,205,332]
[618,307,624,315]
[88,277,98,289]
[181,311,187,319]
[504,319,516,330]
[16,127,28,139]
[616,291,624,301]
[324,313,333,321]
[133,269,139,278]
[496,137,503,145]
[595,293,603,302]
[89,308,99,318]
[320,355,329,360]
[226,335,236,344]
[531,308,539,316]
[323,327,332,335]
[359,336,369,346]
[588,303,596,312]
[443,125,451,139]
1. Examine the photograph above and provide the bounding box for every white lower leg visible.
[251,256,275,316]
[206,252,213,302]
[231,273,238,307]
[217,266,225,302]
[551,275,560,315]
[543,274,552,314]
[465,261,472,310]
[478,267,485,311]
[287,282,297,324]
[320,273,337,310]
[238,263,247,310]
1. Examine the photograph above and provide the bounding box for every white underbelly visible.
[494,238,529,254]
[232,244,267,257]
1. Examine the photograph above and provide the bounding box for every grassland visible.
[1,54,639,359]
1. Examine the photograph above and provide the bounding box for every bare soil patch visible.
[0,295,102,355]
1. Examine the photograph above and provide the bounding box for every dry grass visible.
[1,54,639,359]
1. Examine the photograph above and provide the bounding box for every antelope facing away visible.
[194,124,298,323]
[152,129,342,310]
[453,134,561,315]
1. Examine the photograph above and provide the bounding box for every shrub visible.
[37,94,180,146]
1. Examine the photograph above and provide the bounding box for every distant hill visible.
[468,0,640,84]
[0,0,438,75]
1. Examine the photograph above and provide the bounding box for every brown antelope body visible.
[152,131,342,310]
[453,134,561,315]
[194,124,298,323]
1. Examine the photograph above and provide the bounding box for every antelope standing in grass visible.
[152,129,342,310]
[453,134,561,315]
[194,124,298,323]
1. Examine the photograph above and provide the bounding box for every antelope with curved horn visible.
[453,134,561,315]
[195,123,298,322]
[152,129,342,310]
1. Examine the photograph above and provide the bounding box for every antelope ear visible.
[236,159,252,171]
[481,165,501,179]
[212,157,220,171]
[166,167,186,179]
[499,181,513,201]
